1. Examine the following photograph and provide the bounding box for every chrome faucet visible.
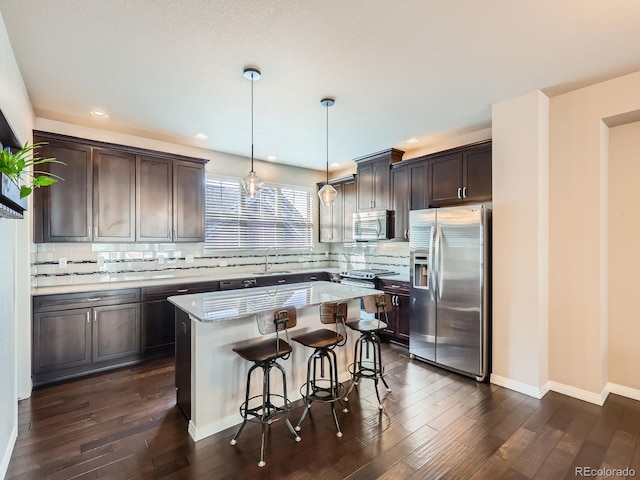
[265,247,278,273]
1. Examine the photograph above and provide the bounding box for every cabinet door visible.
[174,160,205,241]
[409,161,429,211]
[93,148,136,242]
[391,166,408,241]
[356,161,374,211]
[396,293,410,344]
[33,308,92,373]
[137,156,173,242]
[141,299,175,353]
[463,146,492,203]
[372,158,391,210]
[92,303,140,362]
[342,179,357,242]
[36,138,93,242]
[429,153,463,207]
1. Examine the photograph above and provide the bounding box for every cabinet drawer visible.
[33,288,141,313]
[141,282,216,302]
[378,279,410,295]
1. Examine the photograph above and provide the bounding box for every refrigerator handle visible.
[435,225,443,300]
[428,225,436,300]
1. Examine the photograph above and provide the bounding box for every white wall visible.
[548,70,640,399]
[607,121,640,391]
[491,91,549,397]
[0,11,35,479]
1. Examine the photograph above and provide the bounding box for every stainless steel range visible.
[339,268,397,289]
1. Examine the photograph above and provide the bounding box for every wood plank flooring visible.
[7,343,640,479]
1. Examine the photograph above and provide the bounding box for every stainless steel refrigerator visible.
[409,204,490,381]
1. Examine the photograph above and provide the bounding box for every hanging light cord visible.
[250,72,255,173]
[325,102,329,185]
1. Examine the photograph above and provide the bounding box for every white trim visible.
[0,425,17,479]
[607,382,640,402]
[547,381,608,406]
[490,374,550,399]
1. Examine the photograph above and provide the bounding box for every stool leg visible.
[344,335,363,402]
[326,348,343,437]
[230,362,258,446]
[375,333,391,393]
[274,361,301,442]
[258,363,270,467]
[295,351,315,432]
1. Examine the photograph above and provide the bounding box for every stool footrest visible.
[348,361,388,380]
[299,379,345,403]
[239,394,293,425]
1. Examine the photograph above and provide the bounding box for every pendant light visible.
[318,97,337,206]
[241,67,264,198]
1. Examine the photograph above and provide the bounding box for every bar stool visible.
[344,293,392,410]
[230,306,301,468]
[292,302,348,437]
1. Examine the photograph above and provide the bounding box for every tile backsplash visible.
[31,241,410,288]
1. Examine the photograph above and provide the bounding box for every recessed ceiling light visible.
[406,137,419,144]
[194,133,208,140]
[266,155,277,161]
[331,162,340,167]
[91,110,108,118]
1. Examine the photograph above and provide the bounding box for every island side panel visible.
[174,308,192,419]
[189,299,362,442]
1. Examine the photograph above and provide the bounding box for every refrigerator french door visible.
[409,205,489,381]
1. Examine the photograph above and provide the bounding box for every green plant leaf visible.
[19,186,32,198]
[33,175,57,187]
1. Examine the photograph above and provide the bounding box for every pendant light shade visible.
[241,67,264,199]
[318,97,337,206]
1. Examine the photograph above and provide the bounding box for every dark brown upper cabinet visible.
[355,149,403,212]
[391,159,429,241]
[93,148,136,242]
[33,132,207,243]
[429,143,492,207]
[173,160,205,242]
[35,137,93,242]
[136,156,173,242]
[318,174,356,243]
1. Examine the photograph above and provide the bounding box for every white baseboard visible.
[490,374,611,406]
[490,374,550,399]
[547,381,608,406]
[0,425,17,480]
[607,382,640,402]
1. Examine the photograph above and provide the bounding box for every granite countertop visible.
[168,281,383,323]
[32,267,344,296]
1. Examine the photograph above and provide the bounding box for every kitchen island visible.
[168,280,382,441]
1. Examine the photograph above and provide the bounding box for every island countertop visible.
[168,280,382,323]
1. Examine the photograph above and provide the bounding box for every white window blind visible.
[205,175,313,249]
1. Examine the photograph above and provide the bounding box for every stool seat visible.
[292,329,344,349]
[233,338,292,363]
[345,319,387,333]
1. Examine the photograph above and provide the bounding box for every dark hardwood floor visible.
[7,343,640,479]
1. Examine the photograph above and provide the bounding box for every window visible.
[205,175,313,249]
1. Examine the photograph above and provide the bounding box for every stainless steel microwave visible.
[353,210,394,241]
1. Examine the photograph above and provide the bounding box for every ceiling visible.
[1,0,640,171]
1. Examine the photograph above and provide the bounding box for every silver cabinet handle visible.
[463,186,467,198]
[309,276,317,280]
[93,310,97,323]
[173,229,177,240]
[404,229,409,240]
[168,229,171,240]
[87,226,91,238]
[94,226,98,239]
[176,289,189,293]
[457,187,462,199]
[86,297,102,302]
[278,279,286,284]
[86,312,90,324]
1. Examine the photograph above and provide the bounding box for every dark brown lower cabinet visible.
[32,289,142,386]
[379,279,410,345]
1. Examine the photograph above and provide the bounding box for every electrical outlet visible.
[219,260,228,267]
[59,257,68,268]
[185,254,194,264]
